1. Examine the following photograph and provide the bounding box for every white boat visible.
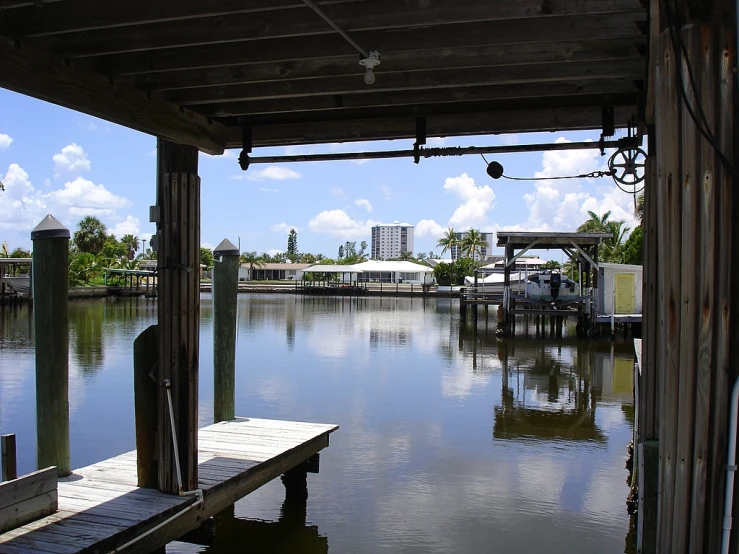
[4,275,31,295]
[463,271,528,293]
[525,271,580,304]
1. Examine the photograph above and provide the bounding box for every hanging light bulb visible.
[359,50,381,86]
[364,66,375,85]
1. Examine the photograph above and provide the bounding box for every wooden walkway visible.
[0,418,338,554]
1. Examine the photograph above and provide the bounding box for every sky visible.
[0,88,640,261]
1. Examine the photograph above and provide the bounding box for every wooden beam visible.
[202,81,639,119]
[1,435,17,482]
[507,241,540,267]
[14,4,648,58]
[123,39,645,92]
[3,0,643,38]
[86,13,647,75]
[0,0,62,9]
[165,59,644,105]
[230,105,636,147]
[0,38,226,154]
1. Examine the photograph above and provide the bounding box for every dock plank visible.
[0,418,338,554]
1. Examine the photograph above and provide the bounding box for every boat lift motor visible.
[550,273,562,300]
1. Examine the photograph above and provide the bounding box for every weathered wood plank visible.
[2,0,643,38]
[124,41,644,92]
[0,468,57,511]
[0,38,226,154]
[0,490,58,535]
[655,29,680,552]
[164,60,643,105]
[705,22,734,554]
[1,435,17,482]
[89,13,646,76]
[688,24,716,554]
[232,104,636,148]
[671,25,699,552]
[642,154,659,440]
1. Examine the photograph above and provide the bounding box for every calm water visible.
[0,295,636,553]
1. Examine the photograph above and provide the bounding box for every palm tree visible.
[602,220,630,262]
[436,227,458,257]
[73,216,107,254]
[240,251,265,280]
[577,210,612,233]
[635,193,644,224]
[461,229,486,260]
[120,234,139,260]
[0,242,8,258]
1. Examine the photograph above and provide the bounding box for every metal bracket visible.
[239,127,252,171]
[413,117,426,164]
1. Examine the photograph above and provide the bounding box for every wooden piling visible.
[31,215,70,477]
[156,139,200,494]
[1,434,17,481]
[133,324,159,488]
[213,239,240,423]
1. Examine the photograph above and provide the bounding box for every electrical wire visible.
[662,0,738,176]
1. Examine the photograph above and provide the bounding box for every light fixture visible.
[359,50,381,85]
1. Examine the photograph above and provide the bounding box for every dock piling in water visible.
[31,215,70,477]
[213,238,240,423]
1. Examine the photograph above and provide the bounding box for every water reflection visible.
[1,296,635,554]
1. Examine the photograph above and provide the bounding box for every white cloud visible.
[270,222,299,234]
[0,163,135,235]
[246,165,301,181]
[0,134,13,150]
[52,143,91,175]
[498,133,520,146]
[259,187,279,193]
[355,198,373,213]
[268,248,282,256]
[416,219,445,238]
[330,187,345,198]
[111,215,141,238]
[443,173,496,229]
[48,177,131,211]
[308,209,377,239]
[515,138,638,233]
[380,184,393,200]
[427,137,447,145]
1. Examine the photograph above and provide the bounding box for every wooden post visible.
[1,434,17,481]
[213,239,240,423]
[31,215,70,477]
[134,324,159,488]
[156,139,200,494]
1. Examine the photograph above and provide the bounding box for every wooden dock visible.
[0,417,338,554]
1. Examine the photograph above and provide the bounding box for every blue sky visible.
[0,88,638,260]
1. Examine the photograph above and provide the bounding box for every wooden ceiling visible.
[0,0,648,154]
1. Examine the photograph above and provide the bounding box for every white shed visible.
[597,263,643,316]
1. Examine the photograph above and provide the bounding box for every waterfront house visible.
[239,263,313,281]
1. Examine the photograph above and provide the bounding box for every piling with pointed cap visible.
[31,214,70,476]
[213,239,240,422]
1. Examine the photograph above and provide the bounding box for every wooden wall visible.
[644,0,736,550]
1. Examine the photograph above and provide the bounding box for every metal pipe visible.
[721,376,739,554]
[246,140,625,165]
[301,0,368,57]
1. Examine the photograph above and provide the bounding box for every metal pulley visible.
[608,147,647,193]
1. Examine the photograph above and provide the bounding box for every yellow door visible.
[614,273,635,313]
[613,358,634,394]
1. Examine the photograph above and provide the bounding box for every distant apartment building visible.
[371,222,415,260]
[451,231,495,261]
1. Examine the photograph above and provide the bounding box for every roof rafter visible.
[0,38,226,154]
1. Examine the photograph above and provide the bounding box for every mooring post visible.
[133,325,159,488]
[213,239,240,423]
[1,434,17,481]
[31,215,70,477]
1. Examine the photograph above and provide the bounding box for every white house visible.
[352,260,433,284]
[238,263,312,281]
